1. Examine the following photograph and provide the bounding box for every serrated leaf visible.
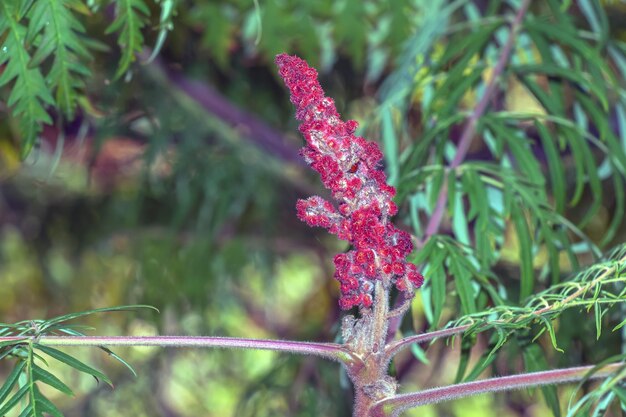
[106,0,150,79]
[27,0,93,119]
[34,344,112,387]
[0,1,54,158]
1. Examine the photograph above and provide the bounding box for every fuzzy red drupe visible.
[276,54,423,310]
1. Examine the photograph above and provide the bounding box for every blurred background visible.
[1,0,625,416]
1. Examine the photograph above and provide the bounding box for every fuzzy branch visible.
[0,336,358,363]
[372,362,624,417]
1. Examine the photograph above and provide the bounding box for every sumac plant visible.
[1,1,626,416]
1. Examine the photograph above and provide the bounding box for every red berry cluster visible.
[276,53,423,310]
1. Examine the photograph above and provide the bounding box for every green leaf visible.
[106,0,150,79]
[0,361,26,405]
[0,0,54,158]
[535,121,565,213]
[564,125,587,207]
[454,336,473,383]
[33,364,74,396]
[0,384,29,416]
[98,346,138,377]
[429,22,501,117]
[513,64,607,111]
[523,344,562,417]
[381,106,399,186]
[425,245,447,328]
[409,342,430,365]
[511,201,533,300]
[34,344,113,387]
[449,255,477,315]
[427,166,445,212]
[525,16,608,87]
[333,0,367,66]
[451,177,470,246]
[143,0,177,64]
[464,347,497,382]
[27,0,92,119]
[34,388,65,417]
[43,305,158,329]
[191,3,233,69]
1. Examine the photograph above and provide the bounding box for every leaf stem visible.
[421,0,532,243]
[371,362,624,417]
[0,336,357,363]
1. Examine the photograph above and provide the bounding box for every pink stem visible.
[372,363,624,417]
[0,335,357,363]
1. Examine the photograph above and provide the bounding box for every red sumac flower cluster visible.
[276,54,423,310]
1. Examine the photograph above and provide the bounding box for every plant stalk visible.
[0,336,356,363]
[371,362,624,417]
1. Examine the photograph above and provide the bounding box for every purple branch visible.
[421,0,532,242]
[372,363,624,417]
[384,325,470,362]
[144,53,305,167]
[0,336,357,363]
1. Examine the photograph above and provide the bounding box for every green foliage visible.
[376,1,626,413]
[0,0,177,157]
[105,0,150,79]
[0,306,154,417]
[27,0,92,119]
[0,0,55,159]
[0,0,625,416]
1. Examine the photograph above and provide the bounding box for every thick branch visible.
[0,336,356,363]
[421,0,532,242]
[372,363,624,417]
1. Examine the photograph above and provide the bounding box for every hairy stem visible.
[372,281,391,353]
[371,363,624,417]
[421,0,532,243]
[384,325,471,362]
[0,336,357,363]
